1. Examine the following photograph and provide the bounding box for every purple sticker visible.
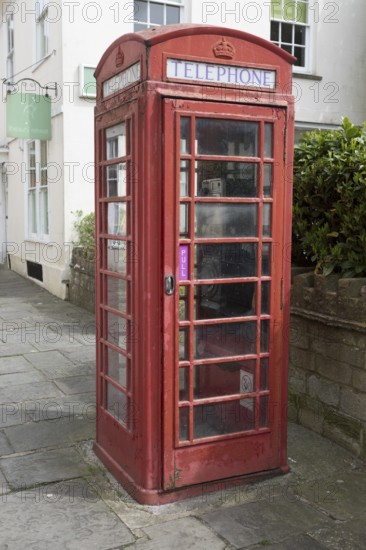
[179,245,189,280]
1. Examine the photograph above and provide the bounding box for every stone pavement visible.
[0,266,366,550]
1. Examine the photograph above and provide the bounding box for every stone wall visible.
[69,247,95,314]
[289,271,366,459]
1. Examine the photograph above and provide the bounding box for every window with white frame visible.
[6,13,14,79]
[27,140,49,239]
[133,0,183,31]
[270,0,309,70]
[36,1,48,60]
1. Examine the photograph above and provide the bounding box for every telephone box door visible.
[163,99,288,490]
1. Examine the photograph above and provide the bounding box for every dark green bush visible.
[292,118,366,277]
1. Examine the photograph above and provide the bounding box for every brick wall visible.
[69,247,95,314]
[289,271,366,458]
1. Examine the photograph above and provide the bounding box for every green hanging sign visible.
[6,93,52,140]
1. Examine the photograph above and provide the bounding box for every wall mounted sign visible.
[167,58,276,89]
[6,93,52,140]
[103,61,141,98]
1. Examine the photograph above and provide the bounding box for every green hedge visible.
[292,118,366,277]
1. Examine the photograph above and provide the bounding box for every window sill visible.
[293,72,322,81]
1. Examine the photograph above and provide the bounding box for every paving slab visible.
[0,380,63,404]
[248,533,328,549]
[54,375,95,395]
[0,342,38,357]
[135,517,227,550]
[60,346,96,364]
[310,520,366,550]
[4,416,95,452]
[0,431,13,456]
[0,447,90,489]
[0,370,46,387]
[0,393,95,429]
[0,468,10,495]
[200,496,330,548]
[0,481,134,550]
[0,356,35,375]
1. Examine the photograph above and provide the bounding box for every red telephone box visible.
[94,24,295,504]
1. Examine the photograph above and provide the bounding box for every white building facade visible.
[0,0,365,298]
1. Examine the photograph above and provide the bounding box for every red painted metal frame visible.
[94,25,295,504]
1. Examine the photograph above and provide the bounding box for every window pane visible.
[106,123,126,159]
[261,320,270,352]
[262,244,271,276]
[179,407,189,441]
[263,203,272,237]
[294,46,306,67]
[180,117,191,154]
[195,283,256,319]
[106,276,127,312]
[194,360,256,399]
[264,123,273,158]
[180,160,190,196]
[270,21,279,42]
[281,22,293,43]
[194,400,255,438]
[271,0,283,19]
[166,5,180,24]
[134,0,148,22]
[107,383,127,424]
[264,164,273,197]
[295,24,306,45]
[107,163,127,197]
[179,368,189,401]
[179,286,189,321]
[195,204,258,238]
[260,357,269,390]
[150,2,164,24]
[196,161,258,198]
[134,22,148,31]
[196,119,259,157]
[28,190,37,234]
[180,203,189,237]
[195,321,257,359]
[179,328,189,360]
[40,188,49,234]
[107,240,127,274]
[107,348,127,387]
[106,312,127,350]
[261,281,270,314]
[107,203,126,235]
[195,243,258,279]
[260,395,269,428]
[297,1,308,23]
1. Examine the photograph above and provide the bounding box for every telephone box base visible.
[93,442,289,505]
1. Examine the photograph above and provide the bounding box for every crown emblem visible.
[115,47,124,68]
[213,37,235,59]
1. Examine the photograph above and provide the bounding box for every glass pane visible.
[107,240,127,274]
[194,400,255,438]
[180,117,191,154]
[194,283,256,319]
[261,320,269,352]
[179,286,189,321]
[180,160,190,196]
[40,141,47,168]
[107,383,127,424]
[195,321,257,359]
[180,204,189,237]
[196,119,259,157]
[271,0,282,19]
[295,24,306,45]
[179,407,189,441]
[40,188,49,234]
[195,204,257,238]
[196,161,258,198]
[194,360,256,399]
[28,190,37,233]
[40,167,47,187]
[195,243,258,279]
[167,5,180,24]
[107,348,127,387]
[264,123,273,158]
[262,243,271,276]
[106,312,127,350]
[270,21,279,42]
[134,0,147,22]
[263,204,272,237]
[281,22,293,43]
[106,123,126,159]
[106,276,127,312]
[261,281,270,314]
[179,368,189,401]
[297,1,308,23]
[260,395,269,428]
[150,2,164,24]
[294,46,305,67]
[107,163,126,197]
[179,328,188,360]
[134,22,148,31]
[260,357,269,390]
[264,164,273,197]
[107,203,126,235]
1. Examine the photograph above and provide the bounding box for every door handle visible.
[164,275,175,295]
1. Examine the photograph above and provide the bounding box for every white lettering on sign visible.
[167,58,276,89]
[103,62,141,98]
